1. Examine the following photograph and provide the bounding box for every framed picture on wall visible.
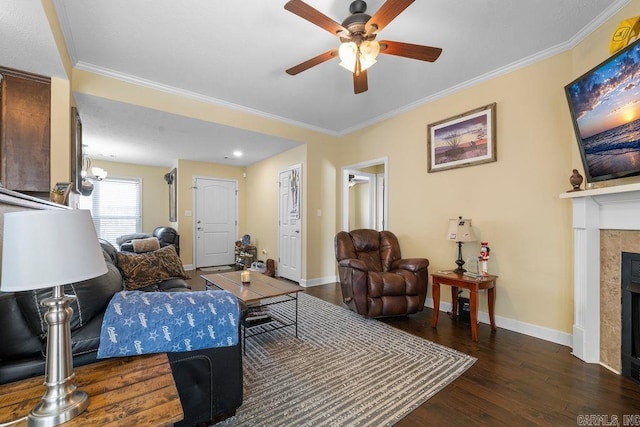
[427,103,497,173]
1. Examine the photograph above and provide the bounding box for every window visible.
[79,177,142,247]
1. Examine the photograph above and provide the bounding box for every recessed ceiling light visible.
[233,150,243,157]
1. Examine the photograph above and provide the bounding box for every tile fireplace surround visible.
[561,182,640,368]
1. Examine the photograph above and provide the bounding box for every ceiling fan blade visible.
[379,40,443,62]
[286,49,339,75]
[353,70,368,94]
[284,0,349,37]
[365,0,415,35]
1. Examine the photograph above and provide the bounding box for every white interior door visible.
[278,165,302,282]
[194,177,237,268]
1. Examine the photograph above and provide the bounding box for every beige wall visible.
[303,141,340,282]
[245,140,339,284]
[245,145,306,271]
[331,52,576,332]
[89,159,172,233]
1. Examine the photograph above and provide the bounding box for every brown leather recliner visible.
[334,229,429,317]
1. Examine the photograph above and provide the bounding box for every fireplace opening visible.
[622,252,640,384]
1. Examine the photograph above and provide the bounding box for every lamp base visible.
[31,286,89,427]
[453,264,466,274]
[454,241,466,274]
[28,389,89,427]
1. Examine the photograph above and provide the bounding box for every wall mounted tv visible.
[565,37,640,183]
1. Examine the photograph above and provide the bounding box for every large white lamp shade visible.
[1,209,107,291]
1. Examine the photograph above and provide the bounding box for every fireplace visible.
[561,182,640,364]
[622,251,640,383]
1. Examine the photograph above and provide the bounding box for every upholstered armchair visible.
[334,229,429,317]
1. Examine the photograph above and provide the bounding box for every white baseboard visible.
[213,271,573,348]
[299,275,338,288]
[184,264,195,271]
[424,297,572,347]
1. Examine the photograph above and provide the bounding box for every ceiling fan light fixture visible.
[339,40,379,73]
[91,167,108,181]
[359,39,379,71]
[338,41,358,72]
[360,40,380,60]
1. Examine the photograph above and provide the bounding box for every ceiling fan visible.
[284,0,442,94]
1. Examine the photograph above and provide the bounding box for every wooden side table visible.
[431,271,497,341]
[0,353,183,427]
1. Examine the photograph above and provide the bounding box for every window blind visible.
[79,177,142,247]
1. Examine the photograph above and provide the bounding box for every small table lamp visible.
[447,216,476,273]
[1,209,107,426]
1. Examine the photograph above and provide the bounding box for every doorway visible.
[341,157,388,231]
[194,177,237,268]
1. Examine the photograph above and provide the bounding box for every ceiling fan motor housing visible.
[341,1,374,43]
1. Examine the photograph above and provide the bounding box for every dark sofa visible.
[0,239,242,426]
[117,226,181,255]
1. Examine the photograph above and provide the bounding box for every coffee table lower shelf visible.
[242,294,299,352]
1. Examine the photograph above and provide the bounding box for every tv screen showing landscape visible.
[565,38,640,182]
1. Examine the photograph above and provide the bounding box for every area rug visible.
[216,293,476,426]
[200,265,233,272]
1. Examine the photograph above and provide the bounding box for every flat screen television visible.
[565,37,640,183]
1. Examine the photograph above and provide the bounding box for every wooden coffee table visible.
[201,271,304,351]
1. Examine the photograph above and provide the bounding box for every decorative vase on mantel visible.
[569,169,583,192]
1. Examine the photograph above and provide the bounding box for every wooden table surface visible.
[201,271,304,304]
[0,353,183,427]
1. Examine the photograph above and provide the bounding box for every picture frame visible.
[427,103,497,173]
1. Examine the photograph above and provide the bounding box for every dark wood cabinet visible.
[0,67,51,194]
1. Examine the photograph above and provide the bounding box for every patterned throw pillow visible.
[116,245,189,290]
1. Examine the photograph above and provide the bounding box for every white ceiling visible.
[0,0,631,167]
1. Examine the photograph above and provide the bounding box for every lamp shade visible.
[1,209,107,292]
[447,217,476,242]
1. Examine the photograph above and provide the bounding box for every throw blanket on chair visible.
[97,290,239,358]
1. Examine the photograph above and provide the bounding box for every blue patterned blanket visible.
[97,290,239,358]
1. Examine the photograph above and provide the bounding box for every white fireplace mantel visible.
[561,182,640,362]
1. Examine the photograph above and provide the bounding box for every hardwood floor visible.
[191,271,640,425]
[304,283,640,426]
